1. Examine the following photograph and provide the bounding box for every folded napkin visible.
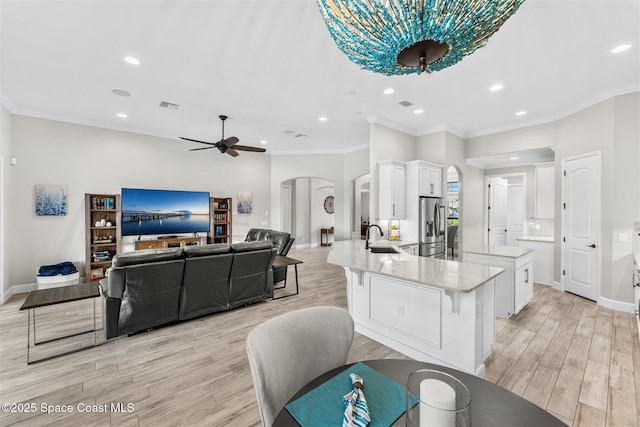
[343,373,371,427]
[285,362,406,427]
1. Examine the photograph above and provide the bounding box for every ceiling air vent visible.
[399,100,413,107]
[159,101,179,110]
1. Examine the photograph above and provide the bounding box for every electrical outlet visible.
[535,224,540,230]
[398,304,404,316]
[260,220,268,226]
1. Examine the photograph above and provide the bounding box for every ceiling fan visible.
[180,115,266,157]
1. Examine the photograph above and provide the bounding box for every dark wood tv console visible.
[134,236,202,251]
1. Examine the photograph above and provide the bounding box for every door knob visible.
[586,243,596,248]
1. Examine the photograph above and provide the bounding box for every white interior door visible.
[562,152,601,301]
[507,184,525,246]
[487,177,508,245]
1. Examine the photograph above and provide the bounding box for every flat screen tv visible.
[121,188,210,237]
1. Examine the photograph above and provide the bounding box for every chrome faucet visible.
[365,224,384,249]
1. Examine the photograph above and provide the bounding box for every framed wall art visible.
[35,184,68,216]
[237,192,253,214]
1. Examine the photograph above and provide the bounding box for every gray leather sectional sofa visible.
[99,241,277,339]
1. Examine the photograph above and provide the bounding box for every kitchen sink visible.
[369,246,397,254]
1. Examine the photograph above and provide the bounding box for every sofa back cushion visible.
[112,248,183,267]
[183,243,230,257]
[116,258,185,335]
[244,228,292,255]
[180,248,234,320]
[231,240,273,253]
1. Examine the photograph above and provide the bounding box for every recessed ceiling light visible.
[515,111,527,116]
[260,140,268,145]
[611,44,632,54]
[319,116,328,122]
[116,113,128,118]
[414,109,424,114]
[383,88,394,95]
[124,56,140,65]
[112,89,131,97]
[510,156,519,160]
[489,84,504,92]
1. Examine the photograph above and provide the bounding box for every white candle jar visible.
[406,369,471,427]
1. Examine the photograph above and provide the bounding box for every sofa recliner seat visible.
[244,228,295,286]
[99,241,277,339]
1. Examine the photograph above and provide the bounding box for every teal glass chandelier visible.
[316,0,525,75]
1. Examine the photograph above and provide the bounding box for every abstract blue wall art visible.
[237,192,253,214]
[35,184,68,216]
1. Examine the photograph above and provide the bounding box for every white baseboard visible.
[599,296,635,314]
[1,282,37,304]
[555,280,634,313]
[293,242,320,249]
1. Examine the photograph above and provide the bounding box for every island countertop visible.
[465,245,534,258]
[327,240,504,293]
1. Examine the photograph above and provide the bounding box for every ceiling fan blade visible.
[180,137,216,145]
[226,148,240,157]
[233,145,267,153]
[189,146,217,151]
[223,136,239,148]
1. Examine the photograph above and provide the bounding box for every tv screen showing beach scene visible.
[121,188,210,236]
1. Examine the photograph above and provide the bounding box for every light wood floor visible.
[0,246,638,426]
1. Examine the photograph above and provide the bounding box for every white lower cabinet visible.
[465,251,534,319]
[515,262,533,314]
[517,239,554,286]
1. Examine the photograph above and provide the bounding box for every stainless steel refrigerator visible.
[419,196,446,258]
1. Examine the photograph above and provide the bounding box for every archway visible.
[446,166,462,260]
[280,177,335,248]
[350,173,371,240]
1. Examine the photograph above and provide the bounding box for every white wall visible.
[466,92,640,303]
[0,104,13,301]
[7,115,271,288]
[270,149,369,243]
[444,132,485,257]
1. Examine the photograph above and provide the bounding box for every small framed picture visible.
[89,268,104,281]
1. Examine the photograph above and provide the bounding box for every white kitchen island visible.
[465,246,535,319]
[327,240,504,377]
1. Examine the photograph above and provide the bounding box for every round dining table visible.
[272,359,567,426]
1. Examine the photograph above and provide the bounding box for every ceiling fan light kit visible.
[180,115,266,157]
[316,0,525,75]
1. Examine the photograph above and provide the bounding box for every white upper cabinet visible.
[419,161,443,198]
[406,160,443,198]
[535,163,555,219]
[378,160,406,219]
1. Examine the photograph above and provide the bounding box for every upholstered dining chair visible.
[246,306,355,426]
[447,225,458,260]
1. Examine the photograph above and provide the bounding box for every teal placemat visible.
[285,362,407,427]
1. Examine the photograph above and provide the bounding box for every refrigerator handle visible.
[434,203,440,237]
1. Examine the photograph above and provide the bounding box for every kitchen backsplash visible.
[528,218,554,237]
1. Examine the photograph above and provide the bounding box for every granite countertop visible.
[465,245,534,258]
[517,236,554,243]
[327,240,504,293]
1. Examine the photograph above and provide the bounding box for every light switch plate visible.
[618,233,628,242]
